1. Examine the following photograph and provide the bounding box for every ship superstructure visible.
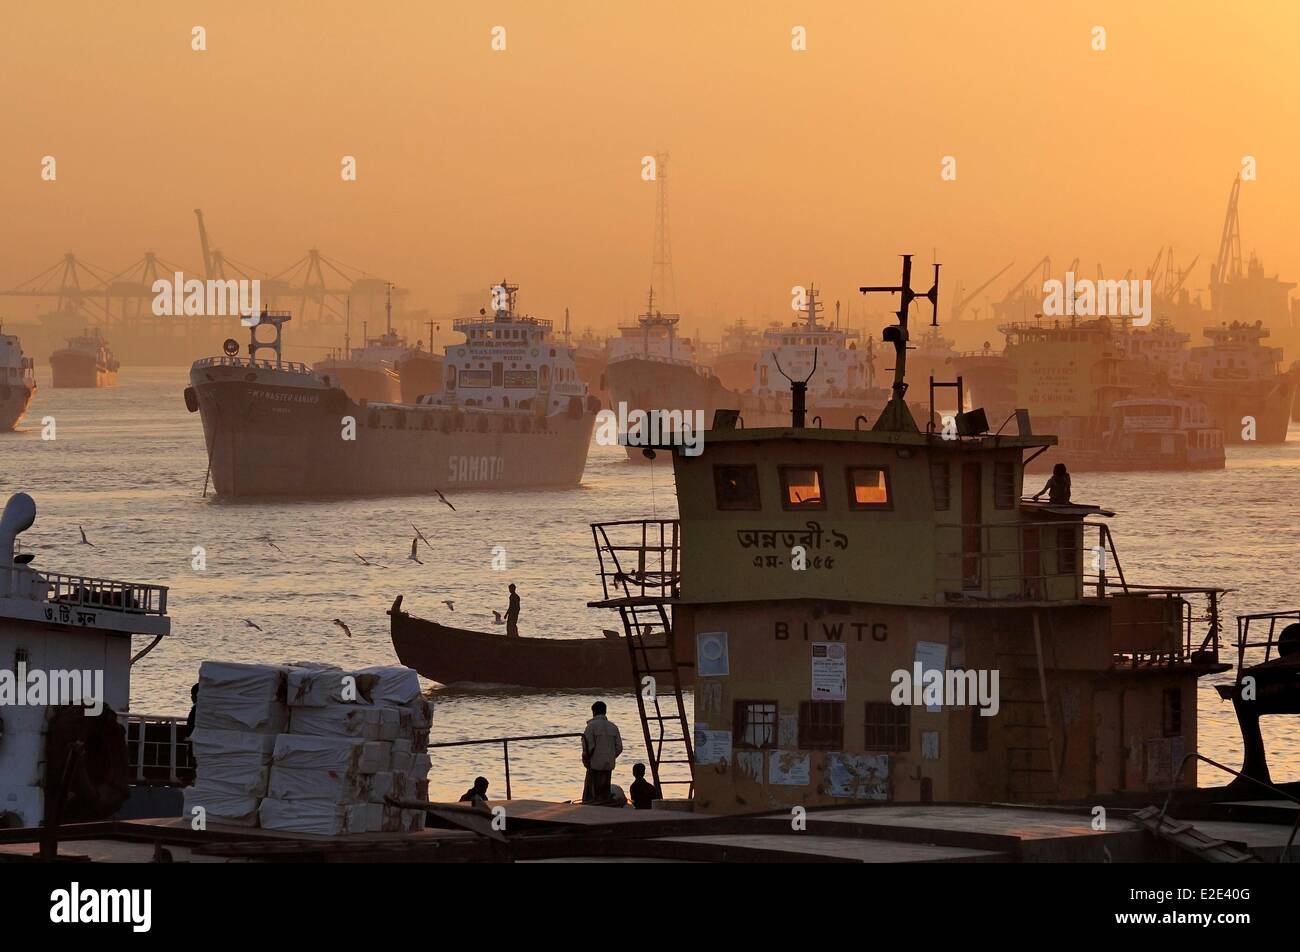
[0,325,37,431]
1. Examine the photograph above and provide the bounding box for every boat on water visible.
[712,318,763,392]
[185,286,599,497]
[585,254,1295,815]
[388,596,693,689]
[0,325,37,431]
[1026,395,1225,473]
[604,288,735,460]
[49,327,119,388]
[311,289,428,404]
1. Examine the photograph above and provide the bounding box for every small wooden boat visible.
[388,596,692,690]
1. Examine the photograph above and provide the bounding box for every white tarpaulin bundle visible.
[189,660,433,835]
[194,661,289,734]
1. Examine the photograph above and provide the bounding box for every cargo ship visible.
[49,328,119,388]
[712,319,764,392]
[604,289,737,459]
[311,292,406,404]
[0,326,37,432]
[186,288,599,497]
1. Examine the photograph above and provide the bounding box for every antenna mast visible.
[860,254,940,432]
[650,151,676,312]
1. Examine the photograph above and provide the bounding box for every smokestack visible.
[791,380,807,428]
[0,492,36,595]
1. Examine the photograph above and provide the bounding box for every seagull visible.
[255,534,282,553]
[412,524,433,549]
[442,599,455,611]
[434,490,456,512]
[491,610,505,625]
[355,551,374,566]
[243,619,263,631]
[78,525,94,546]
[408,537,423,565]
[332,618,353,639]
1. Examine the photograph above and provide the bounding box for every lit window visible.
[780,466,824,510]
[847,467,890,509]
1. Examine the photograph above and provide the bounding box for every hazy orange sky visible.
[4,1,1299,334]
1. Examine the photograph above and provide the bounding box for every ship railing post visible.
[503,739,512,800]
[169,717,179,784]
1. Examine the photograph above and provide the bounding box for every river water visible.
[2,367,1297,800]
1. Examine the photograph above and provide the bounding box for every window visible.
[864,702,910,751]
[1162,687,1182,736]
[713,465,761,510]
[993,461,1017,509]
[733,700,778,750]
[798,701,843,749]
[847,466,891,509]
[780,466,825,511]
[1056,525,1078,574]
[930,462,951,511]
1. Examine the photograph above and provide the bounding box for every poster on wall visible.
[827,752,889,799]
[768,750,811,785]
[811,642,846,700]
[693,727,732,766]
[697,631,729,678]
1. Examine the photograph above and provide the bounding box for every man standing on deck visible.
[581,701,623,804]
[505,583,521,638]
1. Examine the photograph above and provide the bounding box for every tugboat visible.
[590,255,1238,810]
[0,492,171,828]
[186,286,600,497]
[49,328,119,388]
[0,324,37,431]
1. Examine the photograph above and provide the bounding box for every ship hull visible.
[396,354,443,404]
[190,363,596,497]
[1174,373,1298,444]
[390,612,692,689]
[313,363,401,404]
[0,381,36,431]
[50,352,116,388]
[606,357,740,460]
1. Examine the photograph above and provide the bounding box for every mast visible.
[860,254,940,432]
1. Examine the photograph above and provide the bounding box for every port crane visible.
[949,261,1014,322]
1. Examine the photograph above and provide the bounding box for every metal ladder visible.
[621,600,695,799]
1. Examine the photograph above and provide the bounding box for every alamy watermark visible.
[0,662,104,715]
[594,402,704,456]
[1042,272,1151,327]
[151,271,262,325]
[890,664,1000,716]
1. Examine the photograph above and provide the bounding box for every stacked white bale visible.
[183,661,288,826]
[257,663,433,835]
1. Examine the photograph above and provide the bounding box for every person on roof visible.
[1032,462,1072,504]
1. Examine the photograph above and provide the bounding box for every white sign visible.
[811,642,846,700]
[914,641,947,713]
[693,727,731,766]
[769,750,811,785]
[697,631,729,678]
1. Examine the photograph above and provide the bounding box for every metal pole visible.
[503,740,512,800]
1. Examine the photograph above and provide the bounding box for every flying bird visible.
[411,524,433,549]
[491,610,504,625]
[434,490,456,512]
[78,525,94,546]
[243,619,263,632]
[442,600,455,611]
[332,618,353,639]
[255,534,282,553]
[408,537,423,565]
[355,551,374,566]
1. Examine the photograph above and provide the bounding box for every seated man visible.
[629,762,660,810]
[458,776,490,810]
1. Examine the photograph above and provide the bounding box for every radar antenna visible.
[773,347,818,428]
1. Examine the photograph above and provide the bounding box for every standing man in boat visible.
[581,701,623,804]
[505,583,521,638]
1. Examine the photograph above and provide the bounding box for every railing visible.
[591,520,681,602]
[37,570,168,616]
[452,316,554,332]
[427,732,582,800]
[192,355,313,374]
[120,714,193,786]
[935,518,1222,665]
[1232,610,1300,680]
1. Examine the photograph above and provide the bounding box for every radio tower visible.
[650,151,676,312]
